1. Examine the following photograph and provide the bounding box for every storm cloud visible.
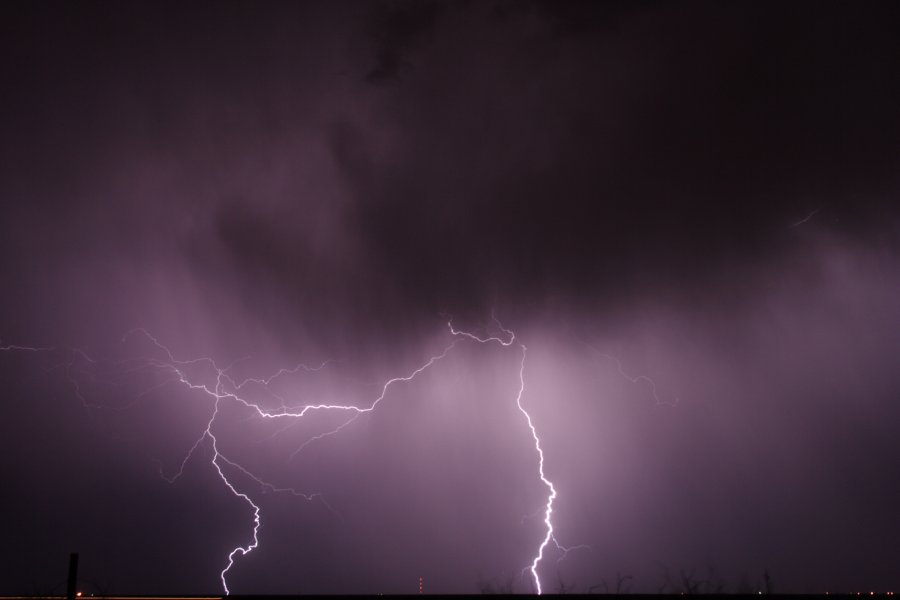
[2,0,899,594]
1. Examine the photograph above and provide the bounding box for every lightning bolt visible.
[0,342,54,352]
[587,346,680,408]
[789,207,820,228]
[517,341,556,596]
[448,318,558,594]
[3,318,567,595]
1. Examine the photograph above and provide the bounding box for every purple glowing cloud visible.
[2,1,900,596]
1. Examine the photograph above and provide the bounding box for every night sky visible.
[2,0,900,595]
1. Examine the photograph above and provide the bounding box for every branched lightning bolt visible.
[448,318,559,595]
[515,345,557,595]
[4,319,569,595]
[551,538,594,564]
[113,330,342,593]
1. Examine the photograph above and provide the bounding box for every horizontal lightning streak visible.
[0,343,54,352]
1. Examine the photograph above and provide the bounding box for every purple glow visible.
[127,320,556,595]
[2,1,900,595]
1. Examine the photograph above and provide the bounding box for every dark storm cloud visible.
[2,0,900,595]
[363,0,442,84]
[3,0,898,332]
[324,0,900,318]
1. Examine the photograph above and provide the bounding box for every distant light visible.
[76,594,82,598]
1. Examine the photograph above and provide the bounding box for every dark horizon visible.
[2,0,899,595]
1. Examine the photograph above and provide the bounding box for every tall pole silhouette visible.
[66,553,79,600]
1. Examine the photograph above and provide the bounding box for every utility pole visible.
[66,553,79,600]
